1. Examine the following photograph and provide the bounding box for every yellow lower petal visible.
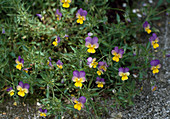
[75,82,83,87]
[97,70,102,76]
[122,75,128,81]
[53,41,58,46]
[74,104,82,111]
[63,3,70,8]
[153,68,159,74]
[153,43,159,49]
[16,64,22,70]
[18,91,25,97]
[112,56,119,62]
[97,83,103,88]
[87,48,96,53]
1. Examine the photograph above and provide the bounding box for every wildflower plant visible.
[0,0,165,118]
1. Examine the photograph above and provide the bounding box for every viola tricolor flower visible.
[76,8,87,24]
[87,57,98,68]
[7,87,15,96]
[149,33,159,49]
[17,81,30,97]
[96,77,105,88]
[150,59,161,74]
[15,56,24,70]
[111,46,124,62]
[39,108,47,117]
[64,34,69,39]
[36,14,44,21]
[118,67,130,81]
[97,61,108,76]
[73,96,86,111]
[152,85,157,91]
[55,9,62,20]
[61,0,71,8]
[143,21,151,34]
[56,60,63,69]
[47,57,53,67]
[52,36,61,46]
[85,36,99,53]
[23,68,28,73]
[72,70,86,87]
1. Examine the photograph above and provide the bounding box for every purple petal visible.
[24,83,30,89]
[93,43,99,48]
[100,78,105,82]
[73,70,79,77]
[57,36,61,43]
[150,59,160,66]
[85,36,92,43]
[18,56,21,61]
[118,67,124,72]
[19,81,24,88]
[56,9,59,14]
[119,49,124,55]
[91,37,98,44]
[166,54,170,57]
[79,96,86,103]
[87,57,93,63]
[49,57,52,61]
[7,87,13,92]
[98,61,105,66]
[149,36,154,42]
[143,21,148,28]
[124,68,129,72]
[39,108,43,112]
[43,109,47,113]
[114,46,119,53]
[36,14,42,19]
[57,60,63,65]
[96,77,100,81]
[79,71,86,78]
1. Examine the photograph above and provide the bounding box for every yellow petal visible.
[16,64,22,70]
[75,82,82,87]
[63,3,70,8]
[18,91,25,97]
[87,48,96,53]
[122,75,128,81]
[53,41,58,46]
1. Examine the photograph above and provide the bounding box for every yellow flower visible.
[61,0,71,8]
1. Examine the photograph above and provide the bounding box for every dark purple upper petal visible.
[39,108,43,112]
[7,87,13,92]
[79,96,86,103]
[79,71,86,78]
[124,68,129,72]
[149,36,154,42]
[96,77,100,81]
[143,21,148,28]
[91,37,98,44]
[18,81,24,88]
[150,59,160,66]
[73,70,79,77]
[114,46,119,53]
[18,56,21,62]
[152,33,157,39]
[24,83,30,89]
[100,78,105,82]
[119,67,124,72]
[43,109,47,113]
[85,36,92,43]
[119,49,124,55]
[49,57,52,61]
[98,61,105,66]
[77,8,87,16]
[56,9,62,18]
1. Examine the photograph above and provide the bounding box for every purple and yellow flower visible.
[150,59,161,74]
[7,87,15,96]
[64,34,69,39]
[23,68,29,73]
[61,0,71,8]
[97,61,108,76]
[55,9,62,20]
[85,37,99,53]
[111,46,124,62]
[72,70,86,87]
[56,60,63,69]
[39,108,47,117]
[17,81,30,97]
[143,21,151,34]
[36,14,44,21]
[73,96,86,111]
[15,56,24,70]
[87,57,98,68]
[152,85,157,91]
[118,67,130,81]
[52,36,61,46]
[47,57,53,67]
[149,33,159,49]
[96,77,105,88]
[76,8,87,24]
